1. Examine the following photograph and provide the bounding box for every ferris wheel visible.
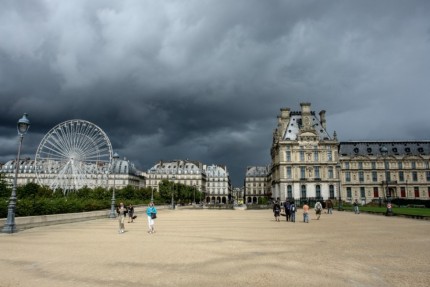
[35,119,113,192]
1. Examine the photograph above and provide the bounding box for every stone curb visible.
[339,209,430,220]
[0,205,169,231]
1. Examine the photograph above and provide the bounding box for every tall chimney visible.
[300,102,311,115]
[300,103,312,129]
[319,110,326,129]
[280,108,290,120]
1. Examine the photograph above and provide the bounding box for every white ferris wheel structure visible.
[34,119,113,193]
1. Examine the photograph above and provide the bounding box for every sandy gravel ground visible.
[0,208,429,287]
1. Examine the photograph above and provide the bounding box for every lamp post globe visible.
[17,113,31,134]
[2,113,30,234]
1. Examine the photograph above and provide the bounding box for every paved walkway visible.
[1,209,429,287]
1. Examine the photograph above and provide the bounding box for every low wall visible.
[0,210,110,231]
[0,205,168,231]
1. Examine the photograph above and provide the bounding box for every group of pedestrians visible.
[273,199,335,223]
[272,200,297,222]
[116,202,158,234]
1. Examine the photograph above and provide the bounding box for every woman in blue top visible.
[146,202,157,234]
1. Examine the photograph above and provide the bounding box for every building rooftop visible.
[148,160,204,175]
[283,113,331,141]
[246,166,269,177]
[339,141,430,156]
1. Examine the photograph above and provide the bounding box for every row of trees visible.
[0,175,202,218]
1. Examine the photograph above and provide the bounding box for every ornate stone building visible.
[0,158,38,187]
[146,160,207,192]
[205,164,231,204]
[0,153,145,191]
[270,103,340,202]
[146,160,232,204]
[244,166,270,204]
[268,102,430,204]
[339,141,430,203]
[108,153,145,189]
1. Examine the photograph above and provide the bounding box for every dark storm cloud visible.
[1,0,430,185]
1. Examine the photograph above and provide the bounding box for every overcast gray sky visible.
[1,0,429,186]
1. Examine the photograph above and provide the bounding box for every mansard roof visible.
[283,112,331,141]
[1,158,36,173]
[246,166,269,177]
[148,159,204,175]
[339,141,430,157]
[205,164,228,177]
[112,156,141,175]
[0,156,141,176]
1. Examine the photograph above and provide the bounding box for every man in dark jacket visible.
[283,200,291,222]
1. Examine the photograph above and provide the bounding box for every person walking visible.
[315,201,323,220]
[283,200,291,222]
[273,200,281,222]
[289,201,296,222]
[128,204,135,223]
[116,202,127,234]
[326,199,333,214]
[303,202,309,223]
[146,202,157,234]
[353,199,360,214]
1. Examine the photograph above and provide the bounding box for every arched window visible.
[301,185,307,198]
[287,185,293,199]
[316,185,321,198]
[329,185,335,199]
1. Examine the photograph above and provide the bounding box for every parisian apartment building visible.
[145,159,231,204]
[244,166,271,204]
[0,153,145,191]
[339,141,430,203]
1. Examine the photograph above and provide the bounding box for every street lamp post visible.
[108,154,118,218]
[193,184,197,205]
[381,146,393,216]
[336,163,343,211]
[171,176,175,210]
[2,113,30,234]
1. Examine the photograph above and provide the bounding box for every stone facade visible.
[0,158,38,187]
[146,160,232,204]
[0,153,144,191]
[244,166,270,204]
[270,103,340,202]
[146,160,207,192]
[268,102,430,204]
[339,141,430,203]
[205,164,231,204]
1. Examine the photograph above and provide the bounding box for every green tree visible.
[0,173,11,198]
[117,185,136,200]
[37,184,55,198]
[159,180,176,203]
[18,182,39,199]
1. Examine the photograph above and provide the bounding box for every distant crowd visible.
[272,198,341,223]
